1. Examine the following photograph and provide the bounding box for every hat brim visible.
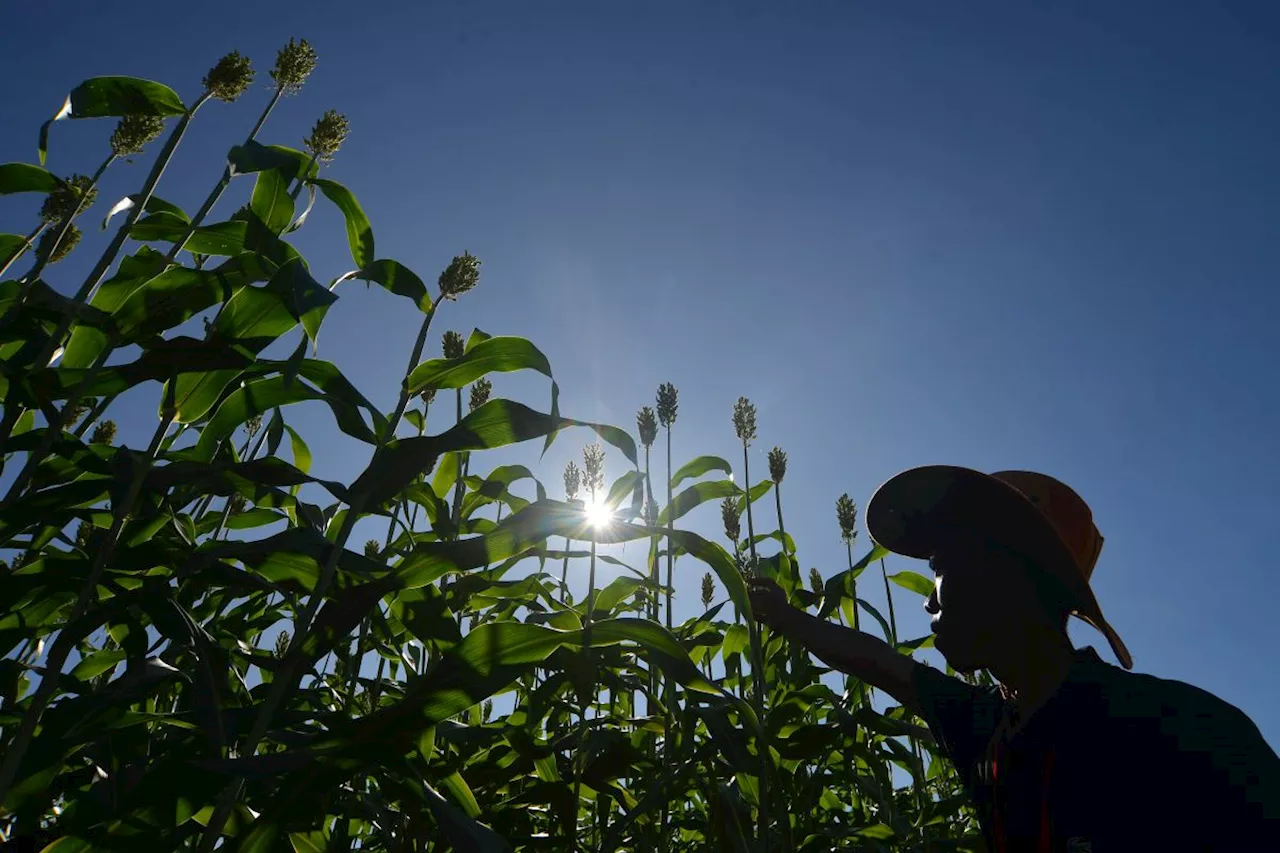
[866,465,1133,669]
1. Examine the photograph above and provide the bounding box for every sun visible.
[583,497,613,529]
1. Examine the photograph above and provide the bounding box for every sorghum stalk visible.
[733,397,770,853]
[0,408,176,803]
[198,286,443,852]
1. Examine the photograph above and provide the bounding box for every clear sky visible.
[2,2,1278,748]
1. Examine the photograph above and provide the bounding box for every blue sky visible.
[2,1,1278,748]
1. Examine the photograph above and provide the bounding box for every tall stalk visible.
[654,383,677,853]
[733,397,770,853]
[0,407,175,802]
[197,252,463,850]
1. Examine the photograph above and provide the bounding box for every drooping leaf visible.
[0,163,60,195]
[335,259,431,312]
[130,214,246,256]
[101,194,188,230]
[889,569,934,598]
[250,168,296,235]
[407,336,553,395]
[312,178,374,268]
[670,455,734,489]
[40,77,184,163]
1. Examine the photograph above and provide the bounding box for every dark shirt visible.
[912,647,1280,851]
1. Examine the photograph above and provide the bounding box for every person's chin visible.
[936,635,981,674]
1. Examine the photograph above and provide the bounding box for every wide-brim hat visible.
[866,466,1132,670]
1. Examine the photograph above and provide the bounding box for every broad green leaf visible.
[336,259,431,312]
[228,142,317,182]
[250,168,295,235]
[194,375,377,457]
[350,401,635,508]
[889,569,934,598]
[101,193,188,230]
[263,257,336,346]
[421,779,513,853]
[69,648,125,680]
[439,771,481,818]
[588,617,717,694]
[603,469,642,511]
[283,424,311,474]
[0,235,27,268]
[0,163,60,195]
[62,247,168,368]
[658,479,735,526]
[857,598,893,643]
[313,178,374,268]
[407,336,553,394]
[670,455,733,489]
[40,76,184,163]
[289,833,328,853]
[130,214,246,256]
[592,575,645,614]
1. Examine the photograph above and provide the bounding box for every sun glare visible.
[583,498,613,529]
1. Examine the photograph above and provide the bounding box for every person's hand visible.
[746,576,800,633]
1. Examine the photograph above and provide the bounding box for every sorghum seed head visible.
[721,496,741,544]
[40,175,96,225]
[75,521,91,550]
[563,460,581,501]
[364,539,381,558]
[90,420,116,446]
[438,252,481,300]
[272,39,318,94]
[636,406,658,449]
[37,223,80,265]
[482,698,493,721]
[809,567,824,595]
[420,388,437,406]
[274,630,291,658]
[701,572,715,609]
[244,414,263,438]
[442,330,465,360]
[110,114,166,157]
[582,443,605,495]
[656,383,678,427]
[469,377,492,412]
[228,493,247,514]
[732,397,757,445]
[836,493,858,544]
[303,109,349,164]
[203,51,255,102]
[768,447,787,484]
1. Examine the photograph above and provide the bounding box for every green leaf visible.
[888,569,934,598]
[228,142,317,183]
[439,771,482,818]
[421,779,513,853]
[603,469,642,512]
[40,77,184,164]
[102,193,188,230]
[670,455,733,489]
[283,424,311,474]
[250,168,295,235]
[0,234,27,269]
[264,257,336,347]
[194,375,377,456]
[350,401,635,508]
[407,336,553,395]
[313,178,374,268]
[61,248,168,368]
[588,618,717,694]
[0,163,60,195]
[69,648,125,680]
[337,259,431,312]
[657,479,738,526]
[130,214,246,256]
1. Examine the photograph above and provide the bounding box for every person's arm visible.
[747,576,922,714]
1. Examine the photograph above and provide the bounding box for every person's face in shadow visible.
[924,530,1056,674]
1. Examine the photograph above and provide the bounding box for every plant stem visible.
[0,410,174,804]
[741,441,770,853]
[0,222,46,280]
[196,301,439,852]
[0,96,210,488]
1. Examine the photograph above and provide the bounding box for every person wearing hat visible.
[748,466,1280,851]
